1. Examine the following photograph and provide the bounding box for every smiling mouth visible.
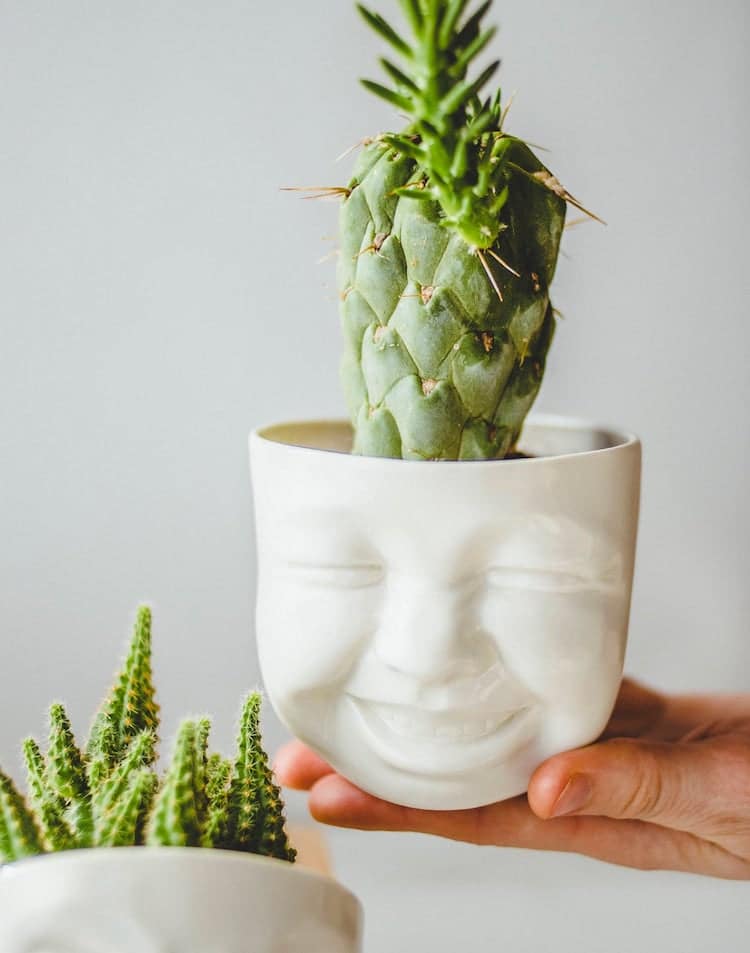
[359,701,520,743]
[348,693,532,771]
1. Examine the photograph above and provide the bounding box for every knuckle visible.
[714,736,750,804]
[617,744,669,820]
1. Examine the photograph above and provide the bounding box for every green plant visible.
[0,607,295,865]
[333,0,597,459]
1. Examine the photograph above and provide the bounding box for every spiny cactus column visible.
[87,603,159,782]
[225,694,296,863]
[22,738,75,852]
[203,753,232,848]
[94,729,156,846]
[46,703,94,846]
[147,720,204,847]
[0,772,44,862]
[98,768,158,848]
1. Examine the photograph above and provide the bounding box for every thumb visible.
[527,736,747,834]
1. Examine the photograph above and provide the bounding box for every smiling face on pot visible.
[252,422,639,810]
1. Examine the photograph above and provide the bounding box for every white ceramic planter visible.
[250,415,641,811]
[0,847,363,952]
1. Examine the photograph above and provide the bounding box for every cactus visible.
[203,753,232,848]
[22,738,76,851]
[0,606,295,864]
[306,0,600,459]
[87,602,159,780]
[146,720,204,848]
[0,771,44,861]
[46,703,94,847]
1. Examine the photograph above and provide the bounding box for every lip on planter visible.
[252,414,636,459]
[0,848,363,952]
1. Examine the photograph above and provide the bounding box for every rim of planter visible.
[249,413,639,463]
[0,845,357,897]
[0,846,364,951]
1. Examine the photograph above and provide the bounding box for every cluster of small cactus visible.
[0,606,295,865]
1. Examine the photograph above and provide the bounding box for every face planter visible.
[250,416,640,810]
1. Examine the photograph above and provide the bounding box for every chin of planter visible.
[0,847,363,952]
[250,415,641,811]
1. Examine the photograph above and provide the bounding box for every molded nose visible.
[372,575,495,683]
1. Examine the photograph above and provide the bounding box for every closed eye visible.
[486,566,594,593]
[285,562,384,589]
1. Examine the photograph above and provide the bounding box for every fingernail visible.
[551,774,592,817]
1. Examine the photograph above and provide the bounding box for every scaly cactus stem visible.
[336,0,575,460]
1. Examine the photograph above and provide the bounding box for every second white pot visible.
[250,415,641,810]
[0,847,363,952]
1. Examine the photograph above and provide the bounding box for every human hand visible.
[274,678,750,879]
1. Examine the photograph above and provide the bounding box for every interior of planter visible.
[256,417,632,458]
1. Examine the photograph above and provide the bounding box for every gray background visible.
[1,0,748,948]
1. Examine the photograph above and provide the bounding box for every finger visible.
[660,692,750,742]
[528,735,750,838]
[308,773,749,878]
[600,677,669,739]
[307,772,647,847]
[603,678,750,743]
[273,740,334,790]
[308,773,486,841]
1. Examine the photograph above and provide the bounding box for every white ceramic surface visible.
[250,415,641,810]
[0,847,363,952]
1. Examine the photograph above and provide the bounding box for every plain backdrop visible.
[1,1,748,949]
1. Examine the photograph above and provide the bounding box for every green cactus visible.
[226,693,263,852]
[0,607,295,865]
[328,0,599,459]
[146,720,204,848]
[203,753,232,848]
[0,771,44,862]
[46,703,94,847]
[92,729,155,841]
[225,693,296,862]
[98,768,158,848]
[87,604,159,779]
[21,738,76,852]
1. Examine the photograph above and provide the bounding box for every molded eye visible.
[486,566,591,594]
[286,562,384,589]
